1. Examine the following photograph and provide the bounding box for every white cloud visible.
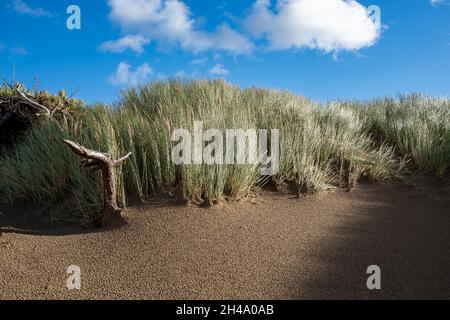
[190,57,207,65]
[104,0,382,56]
[430,0,449,6]
[156,72,167,80]
[10,43,28,56]
[244,0,380,52]
[99,35,150,54]
[106,0,253,54]
[214,24,254,53]
[11,0,52,18]
[174,70,187,77]
[107,62,153,86]
[0,42,28,56]
[209,64,229,76]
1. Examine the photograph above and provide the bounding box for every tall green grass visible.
[354,94,450,176]
[0,80,447,225]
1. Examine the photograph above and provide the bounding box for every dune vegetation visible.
[0,80,448,225]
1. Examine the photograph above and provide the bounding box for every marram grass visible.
[0,80,448,225]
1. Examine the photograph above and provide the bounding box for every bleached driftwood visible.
[62,139,132,227]
[15,86,51,116]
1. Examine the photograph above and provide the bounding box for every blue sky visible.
[0,0,449,104]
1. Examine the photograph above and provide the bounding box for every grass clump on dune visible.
[0,80,447,225]
[356,94,450,176]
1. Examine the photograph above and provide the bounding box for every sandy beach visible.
[1,180,449,300]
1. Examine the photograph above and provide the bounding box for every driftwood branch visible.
[62,139,132,227]
[15,87,51,117]
[115,152,133,166]
[1,82,81,137]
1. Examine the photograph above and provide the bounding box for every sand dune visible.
[1,180,449,300]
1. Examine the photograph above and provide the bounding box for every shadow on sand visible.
[0,192,185,236]
[0,204,128,236]
[290,181,450,299]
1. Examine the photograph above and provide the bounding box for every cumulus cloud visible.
[209,64,229,76]
[107,62,153,86]
[190,57,207,65]
[214,24,254,53]
[106,0,253,54]
[430,0,449,6]
[11,0,53,18]
[244,0,380,52]
[0,42,29,56]
[10,43,28,56]
[99,35,150,54]
[103,0,382,56]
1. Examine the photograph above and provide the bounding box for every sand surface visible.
[1,180,449,300]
